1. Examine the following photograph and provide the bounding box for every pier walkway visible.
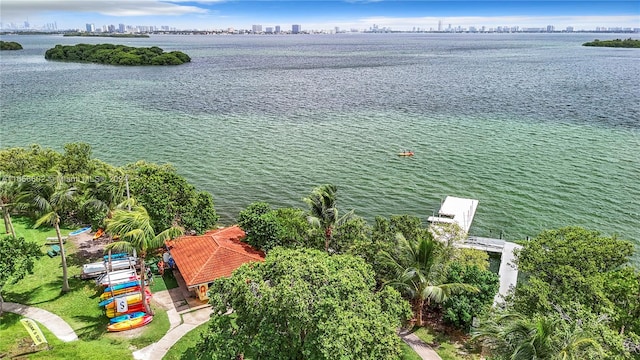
[427,197,523,306]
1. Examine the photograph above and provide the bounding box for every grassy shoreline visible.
[0,218,169,359]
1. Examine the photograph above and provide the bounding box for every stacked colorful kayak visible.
[107,314,153,332]
[97,273,154,331]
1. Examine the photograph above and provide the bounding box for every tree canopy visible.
[195,247,411,360]
[0,235,41,314]
[125,161,219,234]
[583,38,640,48]
[44,43,191,65]
[0,41,23,50]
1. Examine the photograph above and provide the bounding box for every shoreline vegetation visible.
[582,38,640,48]
[0,41,23,50]
[2,143,639,359]
[62,32,149,38]
[44,43,191,65]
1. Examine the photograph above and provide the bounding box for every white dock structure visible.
[428,196,522,306]
[427,196,478,235]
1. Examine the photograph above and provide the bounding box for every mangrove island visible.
[44,43,191,65]
[583,38,640,48]
[0,41,23,50]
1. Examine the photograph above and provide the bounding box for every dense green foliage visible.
[383,230,478,326]
[442,262,499,330]
[105,200,183,314]
[473,226,640,359]
[0,41,23,50]
[513,227,636,320]
[44,43,191,65]
[125,161,219,233]
[0,144,219,234]
[583,38,640,48]
[195,248,412,359]
[0,235,41,314]
[473,310,605,360]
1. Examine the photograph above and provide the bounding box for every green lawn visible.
[0,217,169,359]
[411,326,481,360]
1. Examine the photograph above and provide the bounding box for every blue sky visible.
[1,1,639,31]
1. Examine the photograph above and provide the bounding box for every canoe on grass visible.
[93,228,104,239]
[97,269,138,286]
[100,285,141,300]
[103,290,152,309]
[69,226,91,236]
[106,303,146,318]
[107,314,153,332]
[82,257,137,279]
[110,311,146,324]
[103,280,139,293]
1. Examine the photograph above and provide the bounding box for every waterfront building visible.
[252,24,262,33]
[292,24,301,34]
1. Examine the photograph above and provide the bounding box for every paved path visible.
[494,241,523,306]
[399,329,443,360]
[132,289,212,360]
[3,302,78,342]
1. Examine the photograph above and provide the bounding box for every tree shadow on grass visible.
[72,314,109,340]
[4,275,89,305]
[0,311,23,329]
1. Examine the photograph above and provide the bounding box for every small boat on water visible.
[69,226,91,236]
[398,151,415,157]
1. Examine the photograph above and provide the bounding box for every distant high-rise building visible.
[547,25,555,32]
[252,24,262,33]
[86,23,95,32]
[566,26,574,32]
[266,27,273,33]
[24,21,30,28]
[275,25,281,33]
[292,24,301,34]
[438,20,442,32]
[119,23,126,33]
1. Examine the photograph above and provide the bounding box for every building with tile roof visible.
[165,225,265,299]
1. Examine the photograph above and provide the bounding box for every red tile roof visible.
[165,226,265,288]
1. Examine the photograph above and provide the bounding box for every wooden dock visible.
[428,197,521,306]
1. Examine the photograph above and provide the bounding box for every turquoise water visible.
[1,33,638,260]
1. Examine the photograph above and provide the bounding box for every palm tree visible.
[384,233,477,326]
[0,179,18,238]
[18,174,77,292]
[105,200,182,314]
[303,184,352,253]
[472,312,605,360]
[81,168,126,227]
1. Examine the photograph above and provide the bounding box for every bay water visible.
[1,33,638,260]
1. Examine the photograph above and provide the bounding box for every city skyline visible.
[1,0,639,32]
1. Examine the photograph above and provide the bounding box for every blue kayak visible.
[103,253,129,261]
[69,226,91,236]
[103,280,139,293]
[110,311,146,324]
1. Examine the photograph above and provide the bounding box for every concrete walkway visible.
[132,278,212,360]
[399,328,443,360]
[3,302,78,342]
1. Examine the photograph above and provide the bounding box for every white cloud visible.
[1,0,209,18]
